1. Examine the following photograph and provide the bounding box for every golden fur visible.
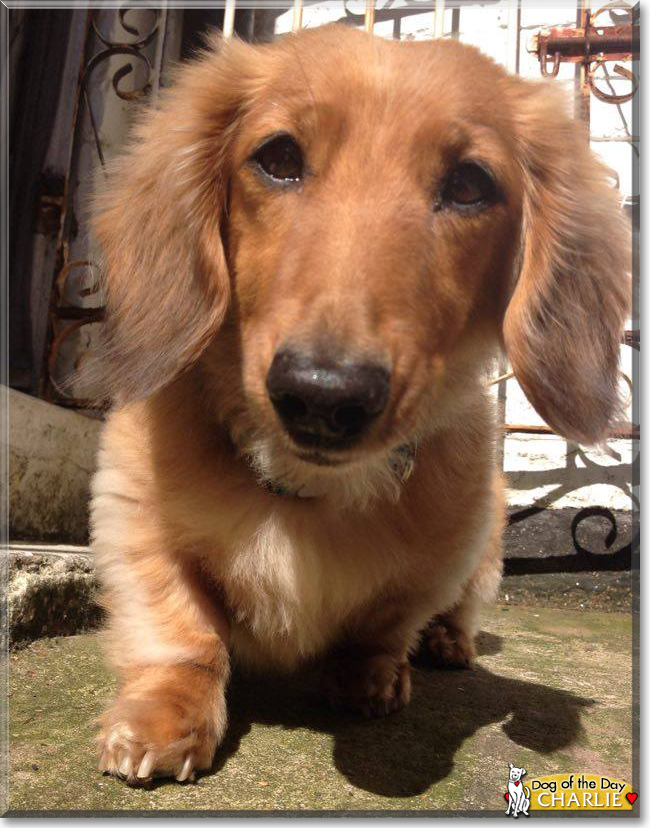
[90,26,629,784]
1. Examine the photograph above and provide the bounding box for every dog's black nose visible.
[266,350,390,448]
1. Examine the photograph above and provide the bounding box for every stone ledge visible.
[7,544,101,649]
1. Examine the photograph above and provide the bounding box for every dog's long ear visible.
[92,36,259,402]
[503,81,630,444]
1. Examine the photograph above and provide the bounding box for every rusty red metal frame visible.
[530,3,638,105]
[504,423,639,439]
[536,24,637,68]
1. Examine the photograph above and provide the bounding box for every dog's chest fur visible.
[207,485,488,669]
[213,507,398,667]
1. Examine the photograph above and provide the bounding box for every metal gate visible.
[7,1,639,574]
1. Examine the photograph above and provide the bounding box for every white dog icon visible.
[506,763,531,817]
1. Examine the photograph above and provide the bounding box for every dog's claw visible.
[137,750,156,780]
[98,750,110,772]
[176,755,194,782]
[119,756,133,778]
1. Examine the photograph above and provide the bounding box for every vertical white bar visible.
[433,0,445,38]
[292,0,304,31]
[223,0,236,39]
[365,0,375,32]
[498,0,520,471]
[505,0,519,73]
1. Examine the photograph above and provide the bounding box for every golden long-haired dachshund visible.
[91,25,629,784]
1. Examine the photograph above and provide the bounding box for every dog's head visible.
[509,763,526,783]
[93,26,629,484]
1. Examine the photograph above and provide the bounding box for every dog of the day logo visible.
[505,764,531,817]
[504,768,638,814]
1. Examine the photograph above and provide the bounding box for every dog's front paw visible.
[421,617,476,669]
[97,665,227,786]
[325,652,411,718]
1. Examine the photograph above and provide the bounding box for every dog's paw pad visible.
[421,619,475,669]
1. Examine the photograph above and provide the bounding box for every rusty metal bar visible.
[538,24,637,62]
[623,329,640,349]
[530,1,638,112]
[364,0,375,33]
[292,0,304,32]
[504,423,639,439]
[579,0,592,123]
[433,0,445,38]
[223,0,236,39]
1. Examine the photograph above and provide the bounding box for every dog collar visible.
[263,443,416,499]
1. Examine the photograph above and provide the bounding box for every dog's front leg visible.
[95,533,230,785]
[423,500,504,669]
[323,598,430,718]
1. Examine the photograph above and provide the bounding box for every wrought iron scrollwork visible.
[587,61,637,105]
[84,9,160,102]
[48,8,163,408]
[570,507,637,568]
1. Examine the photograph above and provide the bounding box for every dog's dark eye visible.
[252,134,304,183]
[442,162,498,210]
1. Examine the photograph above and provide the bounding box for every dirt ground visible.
[6,604,636,815]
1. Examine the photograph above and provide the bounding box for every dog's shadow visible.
[208,631,594,798]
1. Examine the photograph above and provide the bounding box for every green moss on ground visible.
[7,605,633,814]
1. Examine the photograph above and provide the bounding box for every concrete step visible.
[7,543,101,649]
[6,604,635,814]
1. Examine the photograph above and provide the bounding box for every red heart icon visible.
[504,793,509,802]
[515,781,520,787]
[626,793,638,805]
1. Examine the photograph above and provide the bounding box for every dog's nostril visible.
[332,404,368,435]
[274,394,309,422]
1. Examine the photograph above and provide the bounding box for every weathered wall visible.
[7,388,101,543]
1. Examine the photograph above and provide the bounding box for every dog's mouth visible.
[238,420,416,504]
[292,449,347,467]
